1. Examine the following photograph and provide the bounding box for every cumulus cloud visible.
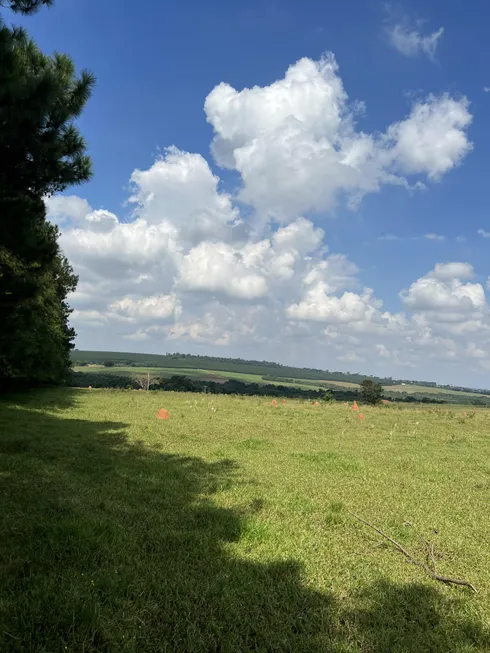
[287,287,382,324]
[386,95,472,180]
[387,24,444,59]
[178,241,269,299]
[400,263,485,313]
[45,195,93,225]
[205,54,471,221]
[478,228,490,238]
[128,147,242,245]
[42,51,490,383]
[429,262,474,281]
[424,233,445,241]
[109,294,182,321]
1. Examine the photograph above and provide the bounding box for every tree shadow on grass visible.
[342,580,490,653]
[0,393,488,653]
[1,386,79,410]
[0,395,336,653]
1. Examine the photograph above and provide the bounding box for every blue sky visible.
[11,0,490,385]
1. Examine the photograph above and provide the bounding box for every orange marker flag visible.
[157,409,170,420]
[352,401,359,411]
[271,399,278,407]
[313,401,320,406]
[358,413,365,420]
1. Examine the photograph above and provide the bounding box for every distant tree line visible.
[68,372,358,401]
[66,371,490,406]
[71,350,458,391]
[384,391,488,406]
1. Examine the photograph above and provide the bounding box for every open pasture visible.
[1,389,489,652]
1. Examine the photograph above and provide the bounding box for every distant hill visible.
[71,350,489,395]
[71,349,401,385]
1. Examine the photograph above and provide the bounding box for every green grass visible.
[386,384,490,398]
[1,389,489,652]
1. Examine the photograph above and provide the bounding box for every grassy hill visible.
[1,388,489,651]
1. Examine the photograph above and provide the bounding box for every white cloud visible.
[401,278,484,313]
[287,287,383,324]
[84,210,119,233]
[425,233,445,241]
[386,95,472,180]
[128,147,242,245]
[401,263,485,313]
[178,241,269,299]
[45,195,92,225]
[41,51,490,385]
[205,53,471,221]
[109,294,182,321]
[429,262,474,281]
[478,228,490,238]
[387,24,444,60]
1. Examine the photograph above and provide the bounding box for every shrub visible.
[360,379,383,405]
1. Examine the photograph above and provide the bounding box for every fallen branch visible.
[349,512,477,593]
[419,535,437,573]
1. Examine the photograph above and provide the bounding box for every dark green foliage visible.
[471,397,487,406]
[69,372,138,389]
[0,0,52,14]
[0,16,94,388]
[156,375,328,399]
[69,372,362,402]
[103,361,115,368]
[360,379,383,405]
[0,26,94,195]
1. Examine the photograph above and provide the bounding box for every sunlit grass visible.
[1,389,489,652]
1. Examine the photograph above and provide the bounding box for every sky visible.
[9,0,490,386]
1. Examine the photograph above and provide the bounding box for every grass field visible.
[386,384,490,398]
[1,389,489,652]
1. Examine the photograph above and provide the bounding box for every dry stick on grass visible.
[419,535,437,573]
[349,512,477,593]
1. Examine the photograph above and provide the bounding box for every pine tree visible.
[0,1,53,15]
[0,14,94,387]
